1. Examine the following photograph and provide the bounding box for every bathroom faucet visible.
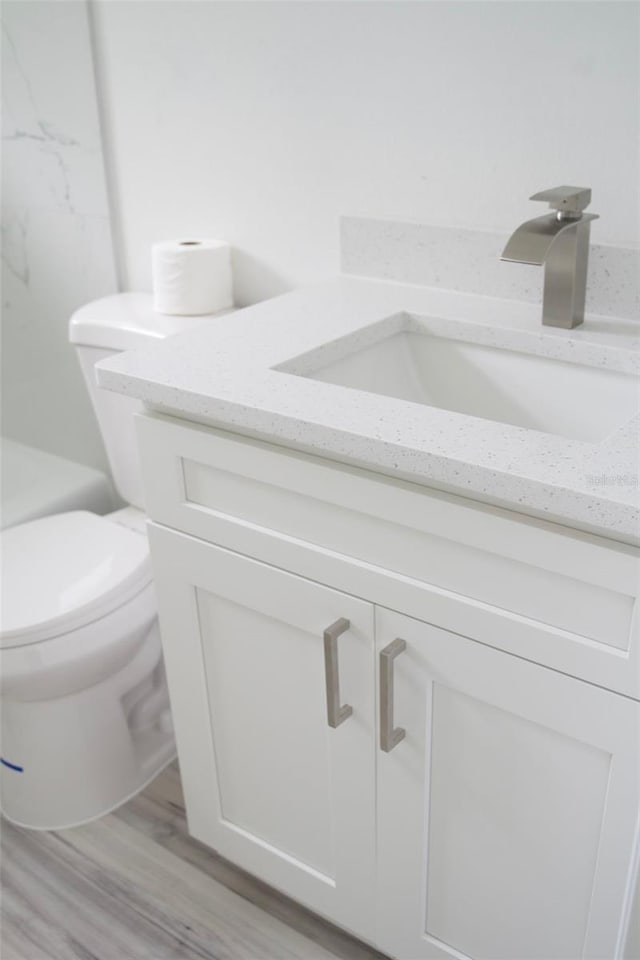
[501,186,598,329]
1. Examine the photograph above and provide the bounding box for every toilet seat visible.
[0,581,157,701]
[0,511,152,648]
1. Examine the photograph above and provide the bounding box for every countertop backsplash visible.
[341,216,640,323]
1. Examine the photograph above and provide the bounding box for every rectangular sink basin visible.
[280,314,638,444]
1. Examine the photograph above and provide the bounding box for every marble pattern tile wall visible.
[1,0,117,470]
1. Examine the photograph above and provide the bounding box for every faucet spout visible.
[500,186,599,329]
[500,212,595,267]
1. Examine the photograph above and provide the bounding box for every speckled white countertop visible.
[96,277,640,544]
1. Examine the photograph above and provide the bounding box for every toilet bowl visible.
[0,294,217,830]
[0,508,174,830]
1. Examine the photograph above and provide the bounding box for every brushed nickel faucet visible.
[501,186,598,329]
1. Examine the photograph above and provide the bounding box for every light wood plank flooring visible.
[1,761,387,960]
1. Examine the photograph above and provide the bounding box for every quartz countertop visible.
[96,277,640,545]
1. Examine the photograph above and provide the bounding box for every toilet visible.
[0,293,213,830]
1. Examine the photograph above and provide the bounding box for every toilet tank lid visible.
[0,511,151,647]
[69,293,222,351]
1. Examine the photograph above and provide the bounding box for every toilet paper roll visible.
[152,239,233,316]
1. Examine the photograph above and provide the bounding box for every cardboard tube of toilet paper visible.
[152,239,233,316]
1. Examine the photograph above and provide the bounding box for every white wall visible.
[92,0,639,307]
[1,0,118,470]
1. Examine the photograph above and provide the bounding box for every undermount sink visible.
[279,313,638,444]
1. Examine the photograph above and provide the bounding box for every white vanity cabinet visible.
[137,412,640,960]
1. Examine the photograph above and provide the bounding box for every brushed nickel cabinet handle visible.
[323,618,353,728]
[380,638,407,752]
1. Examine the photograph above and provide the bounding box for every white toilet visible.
[0,293,212,830]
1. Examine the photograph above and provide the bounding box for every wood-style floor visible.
[1,761,387,960]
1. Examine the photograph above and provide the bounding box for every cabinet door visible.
[148,523,377,940]
[375,607,639,960]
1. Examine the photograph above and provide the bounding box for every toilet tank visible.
[69,293,215,509]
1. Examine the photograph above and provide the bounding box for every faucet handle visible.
[530,186,592,219]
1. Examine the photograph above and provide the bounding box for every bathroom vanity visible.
[97,279,640,960]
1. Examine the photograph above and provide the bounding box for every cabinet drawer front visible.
[137,413,640,697]
[148,524,377,941]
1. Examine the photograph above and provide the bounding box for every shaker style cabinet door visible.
[148,523,377,941]
[375,607,639,960]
